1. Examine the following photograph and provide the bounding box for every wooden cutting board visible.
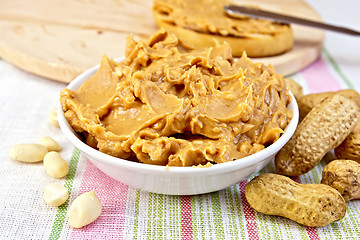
[0,0,324,82]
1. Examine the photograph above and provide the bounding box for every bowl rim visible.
[58,58,299,176]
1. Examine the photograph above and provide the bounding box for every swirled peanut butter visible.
[60,29,292,166]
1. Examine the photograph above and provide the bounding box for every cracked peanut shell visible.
[276,94,360,176]
[245,173,346,227]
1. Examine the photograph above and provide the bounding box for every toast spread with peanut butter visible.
[153,0,294,57]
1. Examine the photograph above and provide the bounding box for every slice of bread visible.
[153,0,294,57]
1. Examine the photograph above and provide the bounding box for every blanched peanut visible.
[43,152,69,178]
[68,191,102,228]
[9,144,48,163]
[48,108,59,127]
[39,136,62,152]
[43,183,69,207]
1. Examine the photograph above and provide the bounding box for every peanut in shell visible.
[245,173,346,227]
[335,122,360,163]
[321,159,360,201]
[298,89,360,121]
[275,94,360,176]
[286,78,303,102]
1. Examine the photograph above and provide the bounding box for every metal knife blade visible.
[224,5,360,36]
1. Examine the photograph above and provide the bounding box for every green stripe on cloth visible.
[344,203,360,237]
[205,195,214,239]
[323,48,354,89]
[146,193,181,239]
[328,222,343,239]
[48,148,81,240]
[255,214,277,239]
[133,190,141,239]
[232,185,246,238]
[210,192,225,239]
[171,196,182,239]
[192,195,205,239]
[190,195,199,239]
[146,193,166,239]
[147,193,156,239]
[234,184,246,239]
[282,219,303,240]
[157,194,165,239]
[224,187,239,239]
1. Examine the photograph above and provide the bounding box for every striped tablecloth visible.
[1,1,360,239]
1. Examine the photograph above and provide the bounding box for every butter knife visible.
[224,5,360,36]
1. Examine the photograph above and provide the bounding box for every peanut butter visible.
[152,0,293,58]
[154,0,289,37]
[60,29,292,166]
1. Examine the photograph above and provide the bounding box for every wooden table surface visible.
[0,0,324,82]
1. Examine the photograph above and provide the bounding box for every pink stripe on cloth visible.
[181,196,193,240]
[239,181,259,240]
[71,160,129,239]
[301,57,342,94]
[306,227,321,240]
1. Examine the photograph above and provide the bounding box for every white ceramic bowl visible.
[58,61,299,195]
